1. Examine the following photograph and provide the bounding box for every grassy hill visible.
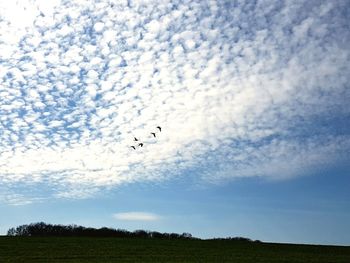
[1,236,349,262]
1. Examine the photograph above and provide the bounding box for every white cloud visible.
[113,212,161,221]
[0,193,44,206]
[93,22,104,32]
[0,0,349,203]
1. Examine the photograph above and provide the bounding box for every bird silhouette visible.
[151,132,156,138]
[157,126,161,132]
[131,146,136,150]
[134,137,138,141]
[138,143,143,147]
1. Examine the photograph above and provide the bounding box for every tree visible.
[6,222,198,240]
[7,227,16,236]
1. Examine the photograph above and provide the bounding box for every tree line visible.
[6,222,194,239]
[6,222,260,242]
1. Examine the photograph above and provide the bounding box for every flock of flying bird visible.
[130,126,162,150]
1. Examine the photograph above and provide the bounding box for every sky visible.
[0,0,349,245]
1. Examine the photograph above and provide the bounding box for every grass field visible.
[0,237,349,262]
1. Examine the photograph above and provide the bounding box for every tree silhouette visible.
[6,222,257,242]
[6,222,197,239]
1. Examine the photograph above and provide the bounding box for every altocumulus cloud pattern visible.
[0,0,349,204]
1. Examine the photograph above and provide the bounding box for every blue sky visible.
[0,0,349,245]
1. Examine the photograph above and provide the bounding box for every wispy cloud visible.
[113,212,161,221]
[0,191,47,206]
[0,0,349,203]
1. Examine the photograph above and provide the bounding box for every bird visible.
[151,132,156,138]
[130,146,136,150]
[134,137,138,141]
[138,143,143,147]
[156,126,161,132]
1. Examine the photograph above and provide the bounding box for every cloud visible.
[113,212,161,221]
[0,0,349,203]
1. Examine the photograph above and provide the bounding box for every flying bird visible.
[134,137,138,141]
[138,143,143,147]
[130,146,136,150]
[151,132,156,138]
[157,126,161,132]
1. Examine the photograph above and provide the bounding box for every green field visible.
[0,237,349,262]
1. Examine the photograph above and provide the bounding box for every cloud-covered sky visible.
[0,0,349,243]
